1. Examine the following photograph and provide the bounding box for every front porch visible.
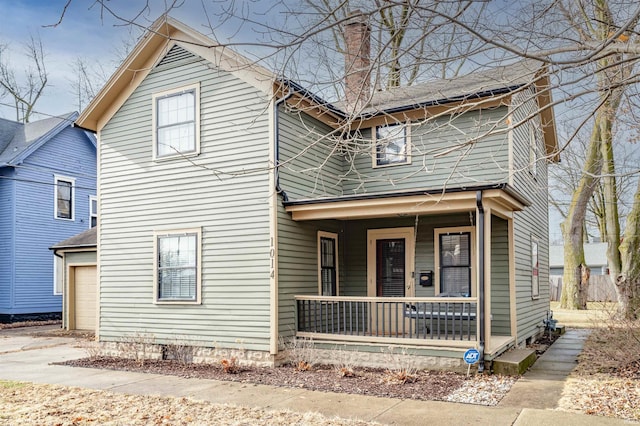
[279,186,528,365]
[295,295,514,357]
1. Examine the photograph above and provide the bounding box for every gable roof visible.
[77,15,557,159]
[283,59,558,160]
[76,16,276,133]
[0,112,94,167]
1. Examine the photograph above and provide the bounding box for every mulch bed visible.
[60,357,466,402]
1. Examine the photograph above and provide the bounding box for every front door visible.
[367,228,415,335]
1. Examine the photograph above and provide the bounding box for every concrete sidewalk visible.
[0,326,633,425]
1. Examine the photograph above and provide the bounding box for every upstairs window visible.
[89,196,97,228]
[155,229,201,303]
[374,123,410,167]
[318,231,339,296]
[153,84,200,159]
[55,176,75,220]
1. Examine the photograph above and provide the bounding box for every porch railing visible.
[295,296,478,346]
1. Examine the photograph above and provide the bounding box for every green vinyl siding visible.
[509,88,550,344]
[278,107,343,199]
[340,107,510,195]
[65,251,96,266]
[490,215,511,336]
[99,46,272,351]
[276,202,341,341]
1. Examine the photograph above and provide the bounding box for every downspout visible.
[274,90,295,202]
[476,190,486,373]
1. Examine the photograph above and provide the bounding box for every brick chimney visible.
[343,10,371,113]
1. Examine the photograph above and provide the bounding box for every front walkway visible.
[500,328,591,409]
[0,326,630,425]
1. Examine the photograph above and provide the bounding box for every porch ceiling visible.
[285,188,527,221]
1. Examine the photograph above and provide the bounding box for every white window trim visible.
[531,235,540,299]
[317,231,339,296]
[153,227,202,305]
[434,226,476,297]
[372,122,412,168]
[53,254,63,295]
[89,195,97,228]
[54,175,75,221]
[152,83,201,161]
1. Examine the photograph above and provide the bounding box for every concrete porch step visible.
[492,348,537,375]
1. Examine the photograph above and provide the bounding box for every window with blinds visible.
[320,236,337,296]
[157,232,198,301]
[439,232,471,296]
[318,231,339,296]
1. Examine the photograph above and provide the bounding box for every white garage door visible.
[74,266,97,330]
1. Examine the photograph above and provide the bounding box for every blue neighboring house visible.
[0,112,96,322]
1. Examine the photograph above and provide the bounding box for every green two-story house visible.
[76,16,557,371]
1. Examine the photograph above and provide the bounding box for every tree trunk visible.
[560,118,603,309]
[616,177,640,319]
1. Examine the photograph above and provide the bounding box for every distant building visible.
[549,243,609,276]
[0,112,96,322]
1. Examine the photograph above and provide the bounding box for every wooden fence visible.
[549,275,617,302]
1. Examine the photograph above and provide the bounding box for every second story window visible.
[374,123,410,167]
[153,84,200,159]
[55,176,75,220]
[90,196,97,228]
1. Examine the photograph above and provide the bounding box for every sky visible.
[0,0,271,121]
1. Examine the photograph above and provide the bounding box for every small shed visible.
[50,228,97,331]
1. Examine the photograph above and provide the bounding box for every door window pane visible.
[376,239,405,297]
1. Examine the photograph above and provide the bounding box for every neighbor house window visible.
[153,83,200,159]
[435,227,474,297]
[318,231,339,296]
[89,196,97,228]
[374,123,410,167]
[54,175,75,220]
[532,236,539,299]
[155,228,201,303]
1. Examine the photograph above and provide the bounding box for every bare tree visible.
[51,0,640,316]
[0,35,48,123]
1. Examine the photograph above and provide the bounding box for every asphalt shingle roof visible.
[50,226,97,250]
[0,112,78,166]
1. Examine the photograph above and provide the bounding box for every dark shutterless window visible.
[439,232,471,296]
[56,180,73,219]
[320,236,337,296]
[90,197,97,228]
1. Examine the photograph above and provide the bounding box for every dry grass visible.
[558,311,640,421]
[549,301,614,328]
[0,380,377,425]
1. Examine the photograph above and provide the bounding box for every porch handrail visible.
[295,295,479,345]
[294,295,477,303]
